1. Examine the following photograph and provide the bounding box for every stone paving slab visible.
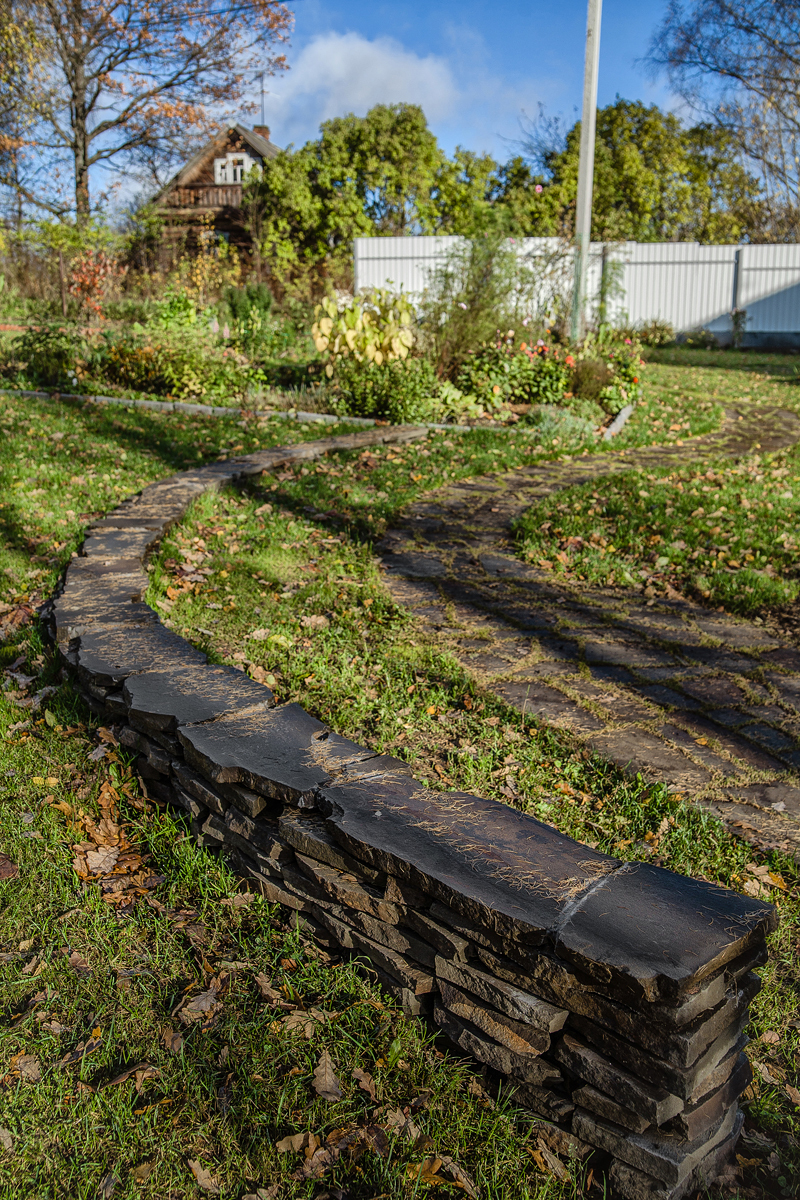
[379,404,800,860]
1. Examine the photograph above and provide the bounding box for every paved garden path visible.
[379,405,800,861]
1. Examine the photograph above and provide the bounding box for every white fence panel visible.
[353,236,800,342]
[354,235,576,324]
[353,236,461,294]
[611,243,737,332]
[737,245,800,332]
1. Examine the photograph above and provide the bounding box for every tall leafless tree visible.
[6,0,291,218]
[650,1,800,230]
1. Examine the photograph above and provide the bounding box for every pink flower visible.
[624,338,632,344]
[459,302,467,309]
[537,339,545,346]
[535,184,543,193]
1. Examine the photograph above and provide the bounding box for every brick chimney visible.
[252,125,271,140]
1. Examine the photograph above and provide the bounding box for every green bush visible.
[637,319,674,347]
[682,328,719,350]
[91,330,261,402]
[224,283,273,323]
[329,356,440,422]
[575,328,645,414]
[329,355,490,424]
[150,290,197,331]
[456,336,571,409]
[11,323,85,388]
[222,286,308,362]
[572,357,613,400]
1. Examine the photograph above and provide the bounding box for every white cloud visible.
[261,32,459,149]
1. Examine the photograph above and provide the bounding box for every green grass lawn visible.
[1,354,799,1197]
[514,447,800,615]
[513,348,800,617]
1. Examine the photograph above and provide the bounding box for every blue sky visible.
[253,0,680,160]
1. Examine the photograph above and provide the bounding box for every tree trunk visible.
[75,139,90,215]
[71,40,90,216]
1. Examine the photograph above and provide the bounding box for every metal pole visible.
[570,0,603,343]
[260,72,265,127]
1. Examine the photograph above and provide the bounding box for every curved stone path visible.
[379,405,800,861]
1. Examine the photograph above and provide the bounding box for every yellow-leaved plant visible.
[312,289,414,377]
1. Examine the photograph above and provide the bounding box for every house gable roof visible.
[156,125,281,200]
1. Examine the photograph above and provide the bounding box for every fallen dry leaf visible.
[293,1145,337,1180]
[98,1170,117,1198]
[276,1132,314,1154]
[785,1083,800,1108]
[220,893,254,908]
[386,1107,424,1146]
[300,614,329,631]
[187,1159,220,1194]
[102,1062,155,1090]
[0,853,19,881]
[407,1155,479,1198]
[352,1066,377,1101]
[15,1054,41,1083]
[282,1009,328,1038]
[131,1162,152,1184]
[135,1066,159,1093]
[0,1128,12,1153]
[65,949,92,977]
[312,1050,342,1102]
[161,1026,184,1054]
[753,1059,781,1086]
[60,1036,102,1067]
[86,846,120,875]
[536,1140,569,1182]
[177,987,221,1027]
[254,973,282,1004]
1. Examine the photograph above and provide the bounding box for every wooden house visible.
[155,124,280,249]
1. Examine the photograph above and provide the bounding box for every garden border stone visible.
[40,423,776,1199]
[0,387,634,437]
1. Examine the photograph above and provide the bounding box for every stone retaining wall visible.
[41,430,776,1200]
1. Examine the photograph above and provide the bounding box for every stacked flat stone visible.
[41,435,777,1200]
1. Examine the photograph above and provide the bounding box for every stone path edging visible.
[1,387,637,437]
[379,403,800,862]
[40,421,775,1200]
[0,387,488,432]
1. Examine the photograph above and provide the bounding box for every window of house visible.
[214,152,257,184]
